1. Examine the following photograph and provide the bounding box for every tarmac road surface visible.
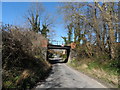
[35,59,107,88]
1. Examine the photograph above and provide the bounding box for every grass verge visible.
[68,58,119,88]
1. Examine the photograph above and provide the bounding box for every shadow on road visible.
[48,58,66,64]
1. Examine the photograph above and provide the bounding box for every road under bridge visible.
[47,44,71,63]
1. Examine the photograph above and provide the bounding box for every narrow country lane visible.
[35,59,107,88]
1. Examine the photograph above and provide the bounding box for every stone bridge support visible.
[68,49,77,62]
[64,49,70,63]
[68,43,77,62]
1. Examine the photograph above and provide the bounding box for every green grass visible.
[68,58,119,88]
[86,60,119,75]
[87,61,99,70]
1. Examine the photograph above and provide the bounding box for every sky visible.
[2,1,119,44]
[2,2,67,45]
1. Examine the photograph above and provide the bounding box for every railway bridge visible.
[41,40,76,63]
[47,44,71,63]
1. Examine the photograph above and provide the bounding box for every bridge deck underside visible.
[48,45,71,50]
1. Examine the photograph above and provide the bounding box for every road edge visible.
[65,63,115,88]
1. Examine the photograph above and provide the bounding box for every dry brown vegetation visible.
[60,2,119,88]
[2,25,51,89]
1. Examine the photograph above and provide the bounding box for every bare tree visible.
[59,2,119,59]
[25,3,44,33]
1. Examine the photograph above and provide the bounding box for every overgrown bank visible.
[2,26,51,89]
[68,58,118,88]
[60,2,119,88]
[68,44,119,88]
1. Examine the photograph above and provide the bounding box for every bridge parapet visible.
[48,40,76,49]
[48,45,71,49]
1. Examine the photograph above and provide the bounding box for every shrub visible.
[2,26,50,89]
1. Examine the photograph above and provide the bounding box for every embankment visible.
[2,28,51,89]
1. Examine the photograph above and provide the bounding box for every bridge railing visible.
[49,40,65,45]
[48,40,76,49]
